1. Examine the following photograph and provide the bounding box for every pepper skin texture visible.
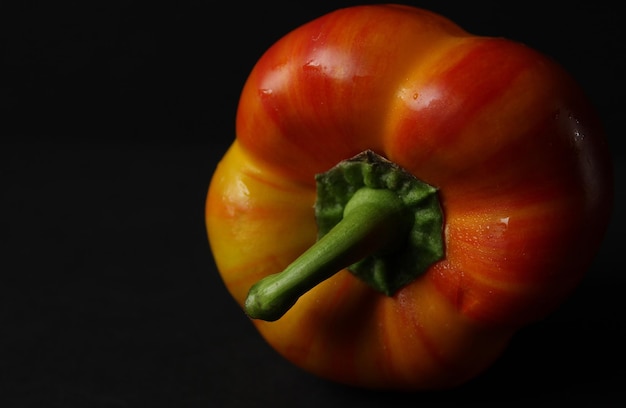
[205,5,613,390]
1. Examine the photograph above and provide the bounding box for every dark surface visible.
[2,1,624,407]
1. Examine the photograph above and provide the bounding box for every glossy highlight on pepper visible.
[205,4,613,390]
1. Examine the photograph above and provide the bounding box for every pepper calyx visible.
[315,150,444,295]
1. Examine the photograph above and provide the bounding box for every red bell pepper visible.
[206,4,613,390]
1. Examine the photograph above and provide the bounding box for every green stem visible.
[244,188,411,321]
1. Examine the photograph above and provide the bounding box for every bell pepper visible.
[205,4,613,390]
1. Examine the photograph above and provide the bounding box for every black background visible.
[2,1,624,406]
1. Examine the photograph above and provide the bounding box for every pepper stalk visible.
[244,150,444,321]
